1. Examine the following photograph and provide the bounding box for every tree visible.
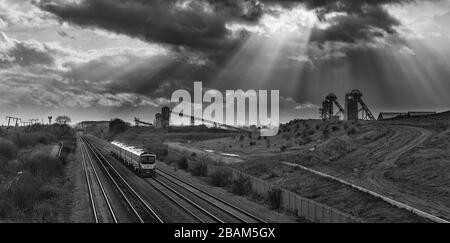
[109,118,129,135]
[55,115,71,125]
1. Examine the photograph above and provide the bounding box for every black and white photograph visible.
[0,0,450,232]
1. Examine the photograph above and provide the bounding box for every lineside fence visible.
[169,146,362,223]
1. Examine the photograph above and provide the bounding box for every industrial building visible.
[407,111,436,117]
[377,111,436,120]
[161,106,171,128]
[320,90,375,121]
[154,106,171,129]
[319,93,345,121]
[377,112,407,120]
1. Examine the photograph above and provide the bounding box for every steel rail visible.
[80,140,118,223]
[79,138,98,223]
[89,136,213,223]
[157,169,267,223]
[145,178,223,223]
[84,137,164,223]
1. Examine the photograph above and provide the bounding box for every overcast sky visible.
[1,0,450,124]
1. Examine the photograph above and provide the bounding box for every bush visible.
[20,153,63,180]
[280,145,288,152]
[323,129,330,139]
[266,188,282,209]
[434,122,449,132]
[347,127,357,135]
[11,132,57,148]
[0,156,10,172]
[303,136,312,144]
[109,118,130,135]
[230,175,252,196]
[0,139,18,159]
[177,157,189,170]
[145,142,168,158]
[7,173,45,211]
[282,133,291,140]
[209,168,232,187]
[189,162,208,177]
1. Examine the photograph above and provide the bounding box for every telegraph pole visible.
[6,116,20,130]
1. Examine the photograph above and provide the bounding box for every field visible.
[101,112,450,222]
[165,116,449,222]
[0,125,76,222]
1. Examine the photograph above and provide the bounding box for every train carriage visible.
[110,141,156,177]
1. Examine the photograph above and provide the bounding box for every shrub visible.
[282,133,291,140]
[209,168,232,187]
[434,122,449,132]
[145,142,168,158]
[191,152,197,157]
[266,187,282,209]
[347,127,357,135]
[177,157,189,170]
[231,175,252,196]
[303,136,312,144]
[323,129,330,139]
[280,145,288,152]
[20,153,63,179]
[189,162,208,177]
[0,139,18,159]
[109,118,130,135]
[332,126,339,132]
[7,173,45,211]
[0,156,10,172]
[12,132,57,148]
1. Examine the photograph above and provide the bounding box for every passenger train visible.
[110,141,157,177]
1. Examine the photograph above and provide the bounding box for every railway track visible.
[87,136,267,223]
[86,137,215,223]
[79,138,117,223]
[82,137,164,223]
[144,178,221,223]
[156,169,267,223]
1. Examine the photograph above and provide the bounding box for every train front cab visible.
[139,153,156,177]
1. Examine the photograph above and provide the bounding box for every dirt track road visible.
[365,126,432,191]
[360,126,450,220]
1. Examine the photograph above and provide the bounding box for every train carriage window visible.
[141,155,156,164]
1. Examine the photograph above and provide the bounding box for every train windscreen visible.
[141,155,156,164]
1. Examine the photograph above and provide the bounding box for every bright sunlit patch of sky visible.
[1,0,450,124]
[227,5,317,37]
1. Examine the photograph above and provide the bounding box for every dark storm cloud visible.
[38,0,421,51]
[38,0,256,53]
[261,0,412,43]
[63,52,218,97]
[35,0,438,108]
